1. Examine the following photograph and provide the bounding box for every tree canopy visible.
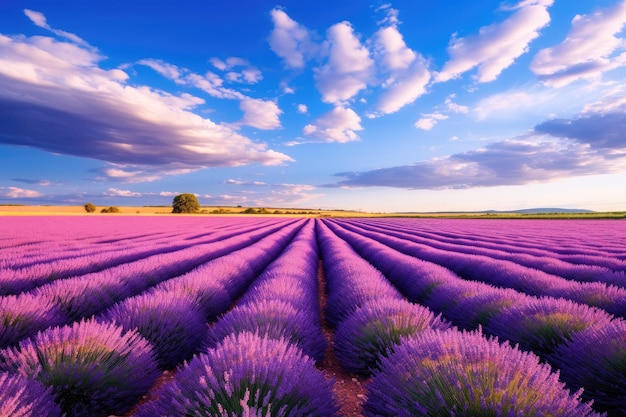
[172,193,200,213]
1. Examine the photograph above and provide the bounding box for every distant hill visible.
[398,208,595,215]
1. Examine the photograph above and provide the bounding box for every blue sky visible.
[1,0,625,212]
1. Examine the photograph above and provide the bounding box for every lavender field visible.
[1,216,625,416]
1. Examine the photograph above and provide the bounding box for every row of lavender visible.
[318,221,603,416]
[324,218,626,415]
[1,217,338,416]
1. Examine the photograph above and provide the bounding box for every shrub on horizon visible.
[0,319,159,417]
[135,332,339,417]
[363,329,600,417]
[172,193,200,213]
[100,206,120,213]
[335,298,451,375]
[83,203,96,213]
[0,372,62,417]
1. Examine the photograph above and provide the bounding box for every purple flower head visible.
[424,280,484,315]
[0,319,159,417]
[156,275,233,320]
[487,296,615,356]
[238,277,312,308]
[335,298,451,375]
[0,372,62,417]
[135,331,338,417]
[206,299,326,363]
[544,281,626,318]
[100,290,207,369]
[0,293,68,349]
[445,287,528,330]
[550,319,626,413]
[364,329,601,417]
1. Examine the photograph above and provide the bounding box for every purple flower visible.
[155,275,233,320]
[364,329,600,417]
[0,293,68,349]
[206,299,326,363]
[0,372,61,417]
[0,319,159,417]
[445,287,528,330]
[486,296,615,356]
[99,290,207,369]
[550,319,626,413]
[335,298,451,375]
[135,331,338,417]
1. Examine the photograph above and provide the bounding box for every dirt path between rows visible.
[317,260,368,416]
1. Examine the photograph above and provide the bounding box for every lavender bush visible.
[0,319,159,417]
[206,299,326,363]
[135,331,338,417]
[550,319,626,413]
[0,372,61,417]
[364,329,601,417]
[99,290,207,369]
[486,296,615,356]
[335,298,451,375]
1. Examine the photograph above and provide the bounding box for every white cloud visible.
[269,8,317,69]
[105,188,141,197]
[24,9,91,48]
[314,22,373,104]
[0,30,292,173]
[435,0,553,83]
[530,1,626,87]
[371,24,431,115]
[297,104,308,114]
[224,179,268,186]
[3,187,42,198]
[445,96,469,113]
[303,106,363,143]
[159,191,179,197]
[415,113,448,130]
[239,98,282,130]
[210,57,262,84]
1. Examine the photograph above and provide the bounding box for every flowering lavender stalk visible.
[363,329,601,417]
[550,320,626,413]
[0,319,159,417]
[135,331,338,417]
[335,298,450,375]
[486,296,616,356]
[0,293,68,349]
[99,290,207,369]
[0,372,61,417]
[206,299,327,363]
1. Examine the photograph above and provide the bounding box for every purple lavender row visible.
[135,221,339,416]
[205,219,327,363]
[0,218,297,295]
[318,221,599,415]
[0,220,305,349]
[96,219,310,370]
[359,218,626,269]
[317,221,452,376]
[331,219,626,318]
[326,220,624,414]
[348,219,626,287]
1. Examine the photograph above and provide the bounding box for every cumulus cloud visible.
[369,8,431,115]
[239,98,282,130]
[297,104,308,114]
[303,106,363,143]
[210,57,263,84]
[2,187,42,198]
[415,113,448,130]
[105,188,142,197]
[269,8,318,69]
[0,24,292,176]
[530,1,626,87]
[435,0,553,83]
[314,22,374,104]
[327,100,626,189]
[327,137,624,189]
